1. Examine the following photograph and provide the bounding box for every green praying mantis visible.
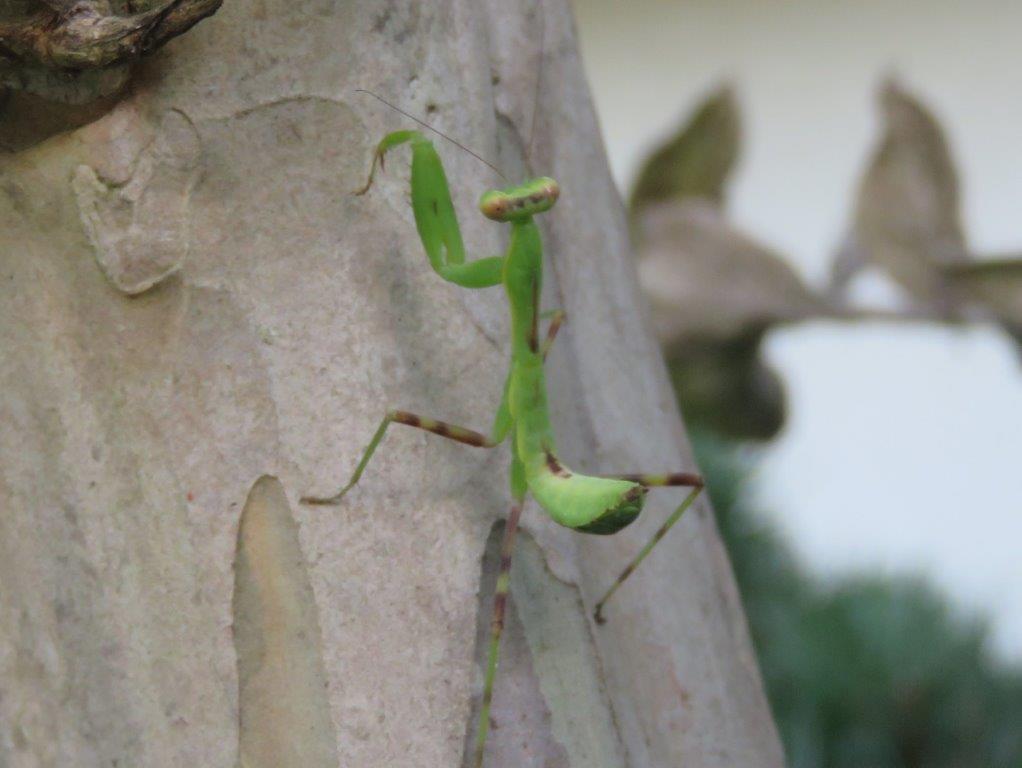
[301,92,705,768]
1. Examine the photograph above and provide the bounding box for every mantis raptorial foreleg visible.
[355,128,506,289]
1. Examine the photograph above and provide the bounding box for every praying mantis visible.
[301,94,705,768]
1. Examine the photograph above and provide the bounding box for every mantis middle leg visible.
[540,309,565,359]
[301,410,504,505]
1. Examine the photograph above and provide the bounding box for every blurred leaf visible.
[838,79,968,311]
[626,89,814,439]
[637,200,830,440]
[944,257,1022,325]
[831,79,1022,357]
[639,199,829,345]
[628,84,739,224]
[945,257,1022,355]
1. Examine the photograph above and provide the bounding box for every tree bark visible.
[0,1,784,766]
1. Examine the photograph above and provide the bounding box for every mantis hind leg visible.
[301,410,500,505]
[592,472,705,625]
[540,309,566,360]
[471,496,524,768]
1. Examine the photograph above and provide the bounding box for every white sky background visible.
[572,0,1022,662]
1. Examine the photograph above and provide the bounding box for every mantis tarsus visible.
[302,100,705,768]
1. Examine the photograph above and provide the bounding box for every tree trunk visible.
[0,1,784,766]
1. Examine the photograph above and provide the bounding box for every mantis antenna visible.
[525,1,546,165]
[355,89,508,182]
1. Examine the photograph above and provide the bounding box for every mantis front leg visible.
[356,130,506,289]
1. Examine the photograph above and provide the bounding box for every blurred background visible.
[571,1,1022,765]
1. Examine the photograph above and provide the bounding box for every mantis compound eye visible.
[479,177,560,221]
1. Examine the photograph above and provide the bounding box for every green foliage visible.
[692,431,1022,768]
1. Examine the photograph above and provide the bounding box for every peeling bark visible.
[233,476,338,768]
[0,2,783,766]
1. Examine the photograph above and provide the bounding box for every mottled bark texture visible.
[0,2,784,766]
[0,0,222,102]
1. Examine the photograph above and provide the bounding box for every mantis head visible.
[479,177,560,222]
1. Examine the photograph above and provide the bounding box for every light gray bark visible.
[0,1,784,766]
